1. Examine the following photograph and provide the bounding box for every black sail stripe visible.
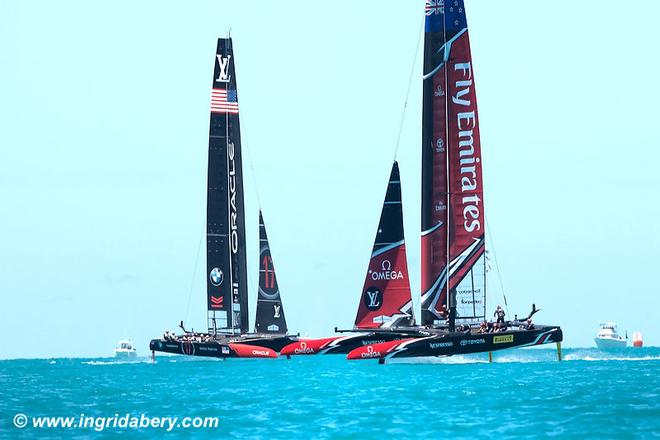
[254,210,288,334]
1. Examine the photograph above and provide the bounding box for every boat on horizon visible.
[594,323,627,349]
[149,38,297,359]
[114,339,137,359]
[342,0,563,362]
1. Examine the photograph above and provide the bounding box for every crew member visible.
[494,305,506,324]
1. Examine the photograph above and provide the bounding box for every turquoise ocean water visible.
[1,347,659,439]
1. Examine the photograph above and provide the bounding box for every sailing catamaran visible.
[346,0,562,362]
[149,38,297,359]
[281,162,426,356]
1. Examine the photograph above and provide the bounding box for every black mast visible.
[206,38,249,334]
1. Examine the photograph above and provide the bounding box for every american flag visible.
[211,88,239,114]
[425,0,444,16]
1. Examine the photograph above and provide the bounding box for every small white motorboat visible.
[594,323,627,349]
[114,339,138,359]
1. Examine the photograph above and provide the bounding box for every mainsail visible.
[420,0,486,326]
[354,161,415,329]
[206,38,249,334]
[254,211,288,334]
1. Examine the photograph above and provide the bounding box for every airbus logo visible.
[210,268,224,286]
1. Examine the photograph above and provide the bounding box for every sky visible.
[1,0,659,359]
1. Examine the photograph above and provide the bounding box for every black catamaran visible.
[347,0,562,362]
[281,162,426,356]
[150,38,297,359]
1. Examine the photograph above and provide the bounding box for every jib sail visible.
[354,161,415,329]
[206,38,249,334]
[420,0,486,326]
[254,211,288,334]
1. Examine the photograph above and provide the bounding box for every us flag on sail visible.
[211,88,239,114]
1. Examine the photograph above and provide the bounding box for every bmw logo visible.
[210,268,224,286]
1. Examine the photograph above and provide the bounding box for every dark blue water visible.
[1,348,659,439]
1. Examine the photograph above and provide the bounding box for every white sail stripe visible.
[371,313,412,328]
[421,238,482,320]
[421,221,444,236]
[516,330,557,349]
[423,27,468,80]
[371,239,405,258]
[420,266,447,305]
[447,237,482,279]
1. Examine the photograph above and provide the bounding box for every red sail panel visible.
[354,245,413,329]
[421,0,486,325]
[354,162,414,329]
[445,14,486,324]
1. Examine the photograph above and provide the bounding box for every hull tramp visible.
[281,331,421,356]
[149,333,297,358]
[347,325,563,360]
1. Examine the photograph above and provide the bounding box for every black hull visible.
[234,334,297,352]
[351,325,563,360]
[325,332,415,354]
[149,334,297,359]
